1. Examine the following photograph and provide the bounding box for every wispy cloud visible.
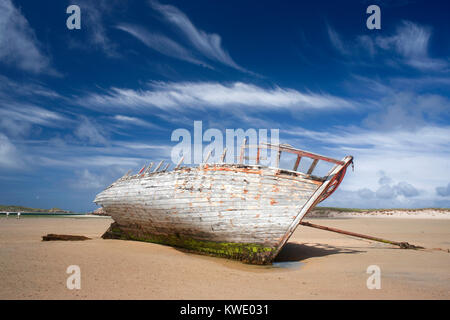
[0,75,61,99]
[74,116,108,145]
[116,23,212,68]
[78,81,355,113]
[0,0,54,74]
[0,133,24,168]
[285,125,450,154]
[0,102,69,137]
[284,124,450,207]
[327,26,350,56]
[375,21,448,71]
[112,115,162,129]
[0,75,69,137]
[69,0,120,57]
[149,0,249,73]
[328,20,449,72]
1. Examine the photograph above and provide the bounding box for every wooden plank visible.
[256,146,260,165]
[220,148,227,163]
[175,156,184,169]
[121,169,132,179]
[144,162,154,174]
[95,155,353,263]
[138,165,146,174]
[293,155,301,171]
[203,150,212,165]
[272,156,353,258]
[307,159,319,175]
[153,160,164,172]
[254,143,344,165]
[239,138,247,164]
[94,164,321,245]
[275,150,281,168]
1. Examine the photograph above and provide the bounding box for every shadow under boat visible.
[171,241,364,269]
[274,242,364,263]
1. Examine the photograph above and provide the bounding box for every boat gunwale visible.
[116,163,327,183]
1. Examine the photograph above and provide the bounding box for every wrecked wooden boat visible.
[94,142,353,264]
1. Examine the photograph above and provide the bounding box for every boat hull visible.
[95,164,330,264]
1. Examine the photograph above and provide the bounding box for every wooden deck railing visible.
[239,139,344,177]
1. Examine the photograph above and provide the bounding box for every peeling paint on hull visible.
[94,161,352,264]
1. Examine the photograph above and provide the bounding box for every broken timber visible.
[94,142,354,264]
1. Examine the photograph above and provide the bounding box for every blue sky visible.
[0,0,449,212]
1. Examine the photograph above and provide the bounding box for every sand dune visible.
[310,208,450,219]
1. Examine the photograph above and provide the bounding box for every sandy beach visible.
[0,216,449,299]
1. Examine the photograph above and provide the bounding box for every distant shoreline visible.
[310,207,450,219]
[0,212,87,216]
[0,204,72,214]
[2,205,449,219]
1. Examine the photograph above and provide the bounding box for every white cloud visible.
[375,21,448,71]
[328,21,448,72]
[79,81,355,112]
[395,181,419,197]
[436,183,450,197]
[284,125,450,208]
[74,116,108,145]
[149,0,248,73]
[0,76,70,137]
[0,102,69,137]
[327,26,349,56]
[0,0,53,73]
[0,75,61,99]
[69,168,126,190]
[0,133,23,168]
[112,141,169,150]
[116,23,211,68]
[112,115,162,129]
[71,169,106,190]
[72,0,119,57]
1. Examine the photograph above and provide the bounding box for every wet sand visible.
[0,216,449,299]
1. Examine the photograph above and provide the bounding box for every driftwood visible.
[42,234,91,241]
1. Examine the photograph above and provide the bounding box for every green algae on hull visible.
[102,222,277,264]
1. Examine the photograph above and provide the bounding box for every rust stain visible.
[243,189,248,194]
[255,214,260,218]
[205,167,262,175]
[270,199,278,205]
[254,195,260,200]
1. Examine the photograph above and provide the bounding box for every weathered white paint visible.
[95,164,321,246]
